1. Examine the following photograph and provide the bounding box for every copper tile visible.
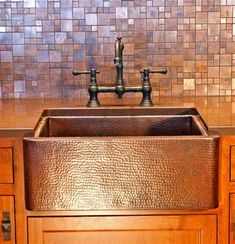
[147,19,158,30]
[184,78,195,90]
[165,31,177,42]
[221,6,232,18]
[196,12,207,24]
[184,61,195,72]
[172,55,183,66]
[196,61,207,73]
[208,84,219,96]
[226,42,235,53]
[208,12,220,23]
[196,84,207,96]
[184,6,195,18]
[220,67,231,78]
[220,78,231,89]
[208,67,219,78]
[116,7,128,19]
[184,49,195,60]
[208,24,220,36]
[221,54,232,66]
[196,30,207,42]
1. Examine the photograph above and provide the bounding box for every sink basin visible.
[23,107,219,211]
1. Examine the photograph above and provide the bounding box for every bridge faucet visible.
[73,37,167,107]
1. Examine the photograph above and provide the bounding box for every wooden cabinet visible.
[0,137,26,244]
[0,134,220,244]
[0,139,16,243]
[28,215,217,244]
[221,136,235,244]
[3,132,235,243]
[0,196,15,243]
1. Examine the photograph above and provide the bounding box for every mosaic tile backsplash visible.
[0,0,235,98]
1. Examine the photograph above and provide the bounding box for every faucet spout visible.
[114,37,125,96]
[114,37,124,65]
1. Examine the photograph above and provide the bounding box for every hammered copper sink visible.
[23,107,219,211]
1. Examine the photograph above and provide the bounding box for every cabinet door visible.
[0,196,15,243]
[28,215,216,244]
[0,147,13,184]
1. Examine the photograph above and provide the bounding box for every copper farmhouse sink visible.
[23,107,219,211]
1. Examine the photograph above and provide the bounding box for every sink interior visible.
[37,115,207,137]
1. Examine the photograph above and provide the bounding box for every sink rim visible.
[32,114,208,138]
[23,107,214,138]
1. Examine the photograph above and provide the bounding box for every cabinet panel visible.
[229,194,235,243]
[0,148,13,184]
[231,146,235,181]
[0,196,15,244]
[28,215,217,244]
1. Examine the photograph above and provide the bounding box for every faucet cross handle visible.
[139,68,167,107]
[72,68,101,107]
[72,69,100,76]
[72,68,100,87]
[140,69,167,75]
[149,69,167,74]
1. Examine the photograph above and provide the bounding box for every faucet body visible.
[114,37,125,97]
[73,37,167,107]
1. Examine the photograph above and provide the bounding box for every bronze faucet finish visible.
[73,37,167,107]
[114,37,125,98]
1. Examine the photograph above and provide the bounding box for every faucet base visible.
[87,99,100,107]
[139,98,154,107]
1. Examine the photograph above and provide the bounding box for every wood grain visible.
[0,147,13,183]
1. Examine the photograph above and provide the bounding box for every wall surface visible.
[0,0,234,98]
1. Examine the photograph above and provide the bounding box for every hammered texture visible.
[24,136,219,211]
[42,116,202,137]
